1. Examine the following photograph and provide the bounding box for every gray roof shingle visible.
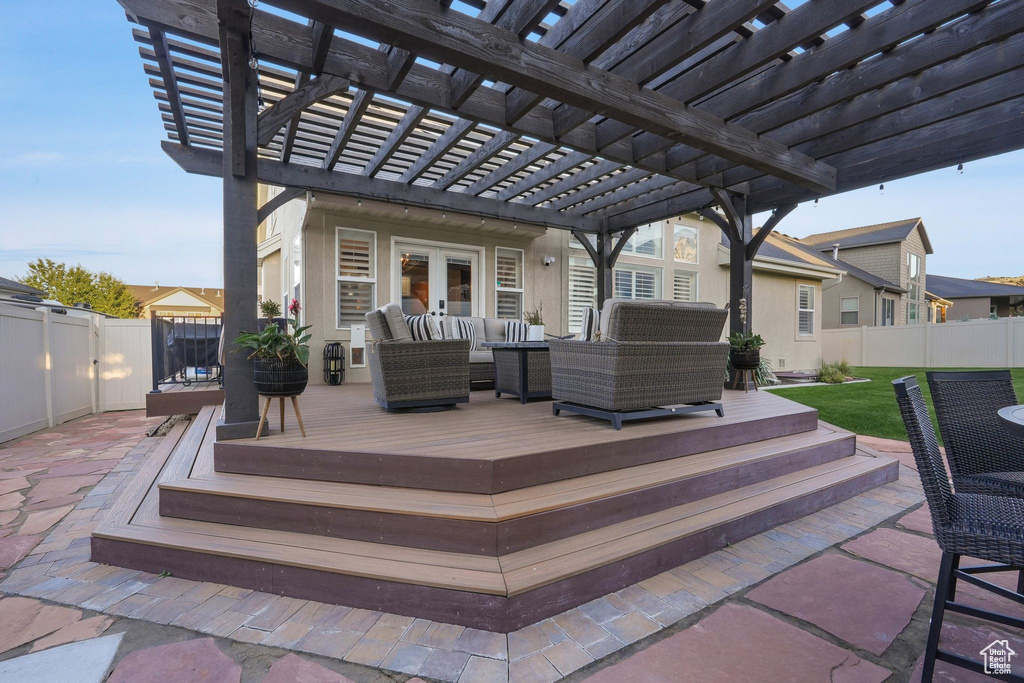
[0,276,45,296]
[927,275,1024,299]
[800,218,932,253]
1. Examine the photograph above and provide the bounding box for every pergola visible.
[117,0,1024,436]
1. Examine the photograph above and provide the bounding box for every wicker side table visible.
[480,342,551,404]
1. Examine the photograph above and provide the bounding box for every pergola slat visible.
[266,0,837,191]
[162,140,599,231]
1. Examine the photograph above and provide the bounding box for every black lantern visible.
[323,342,345,385]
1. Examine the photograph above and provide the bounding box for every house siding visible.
[264,205,836,383]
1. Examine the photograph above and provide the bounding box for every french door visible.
[395,241,480,320]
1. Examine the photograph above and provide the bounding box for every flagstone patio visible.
[2,410,1021,681]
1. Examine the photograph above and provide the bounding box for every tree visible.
[19,258,141,318]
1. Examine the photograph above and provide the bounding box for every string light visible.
[814,198,819,208]
[247,0,265,111]
[357,199,362,207]
[957,162,964,175]
[879,183,885,195]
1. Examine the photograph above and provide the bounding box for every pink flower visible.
[288,299,302,315]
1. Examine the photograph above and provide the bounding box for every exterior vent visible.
[778,358,786,368]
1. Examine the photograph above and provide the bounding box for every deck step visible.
[158,425,857,554]
[93,441,897,631]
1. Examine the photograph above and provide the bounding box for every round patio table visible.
[997,405,1024,438]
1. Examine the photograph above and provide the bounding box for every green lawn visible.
[766,367,1024,441]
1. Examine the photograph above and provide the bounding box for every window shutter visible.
[568,258,597,333]
[634,271,657,299]
[338,234,372,278]
[673,271,696,302]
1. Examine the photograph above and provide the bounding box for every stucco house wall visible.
[261,199,836,384]
[821,275,875,329]
[948,296,993,320]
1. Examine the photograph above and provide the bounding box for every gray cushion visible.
[469,350,493,364]
[482,318,505,342]
[381,303,413,341]
[602,299,674,340]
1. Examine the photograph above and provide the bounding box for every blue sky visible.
[1,2,1022,289]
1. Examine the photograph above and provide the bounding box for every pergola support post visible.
[216,0,260,439]
[575,228,637,309]
[700,191,795,390]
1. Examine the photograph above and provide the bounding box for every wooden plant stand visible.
[731,368,758,393]
[256,394,306,440]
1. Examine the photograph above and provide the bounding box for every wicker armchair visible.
[893,376,1024,682]
[927,370,1024,497]
[365,304,470,411]
[549,301,729,428]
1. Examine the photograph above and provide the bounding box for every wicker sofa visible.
[549,300,729,428]
[365,304,470,411]
[439,316,509,385]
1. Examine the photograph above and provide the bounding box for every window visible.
[798,285,815,336]
[620,222,663,258]
[908,302,919,324]
[567,256,597,334]
[673,270,698,303]
[495,247,523,320]
[336,227,376,329]
[882,298,895,326]
[569,233,597,250]
[840,297,859,325]
[673,224,699,264]
[614,264,662,300]
[907,252,921,282]
[909,283,921,302]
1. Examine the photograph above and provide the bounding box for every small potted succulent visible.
[234,299,311,396]
[525,303,545,341]
[728,330,765,370]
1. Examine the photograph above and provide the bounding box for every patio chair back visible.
[603,301,726,343]
[892,376,953,529]
[927,370,1024,478]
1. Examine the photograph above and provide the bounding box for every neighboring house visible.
[257,187,843,383]
[0,276,45,299]
[926,275,1024,320]
[128,284,225,318]
[798,218,933,327]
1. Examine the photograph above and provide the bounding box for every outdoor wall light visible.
[543,256,557,266]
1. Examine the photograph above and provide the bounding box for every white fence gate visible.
[98,318,153,412]
[0,304,154,444]
[823,317,1024,368]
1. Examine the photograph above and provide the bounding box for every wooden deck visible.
[215,384,821,492]
[93,389,899,632]
[146,382,224,418]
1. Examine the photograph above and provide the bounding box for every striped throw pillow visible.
[580,307,599,341]
[404,314,436,341]
[504,320,529,343]
[451,317,477,350]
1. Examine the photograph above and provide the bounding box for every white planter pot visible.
[527,324,545,341]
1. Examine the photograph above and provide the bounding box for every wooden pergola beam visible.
[662,0,1003,182]
[586,0,1024,223]
[433,131,519,191]
[362,105,427,177]
[323,89,371,170]
[257,187,304,224]
[267,0,837,192]
[495,150,588,201]
[256,72,348,147]
[161,141,599,231]
[398,119,474,184]
[148,28,190,145]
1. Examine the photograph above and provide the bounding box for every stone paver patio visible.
[1,410,1019,681]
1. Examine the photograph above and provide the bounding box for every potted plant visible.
[234,299,312,396]
[525,303,545,341]
[728,330,765,370]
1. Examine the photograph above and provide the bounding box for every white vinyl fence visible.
[823,317,1024,368]
[0,304,153,444]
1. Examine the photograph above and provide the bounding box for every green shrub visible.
[835,360,853,377]
[819,361,846,384]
